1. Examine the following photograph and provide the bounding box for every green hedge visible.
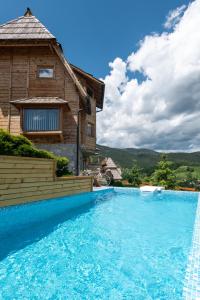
[0,130,71,177]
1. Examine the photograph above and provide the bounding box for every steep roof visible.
[0,8,55,40]
[109,169,122,181]
[102,157,122,180]
[0,8,104,110]
[104,157,118,169]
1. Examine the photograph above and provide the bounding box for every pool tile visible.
[183,194,200,300]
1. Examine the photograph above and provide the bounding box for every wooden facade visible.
[0,9,104,170]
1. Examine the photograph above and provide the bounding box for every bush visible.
[0,130,70,177]
[56,156,70,177]
[14,144,40,157]
[111,181,124,187]
[122,164,142,187]
[151,154,176,189]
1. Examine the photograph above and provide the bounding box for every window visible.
[24,108,60,131]
[38,67,54,78]
[86,122,94,137]
[87,87,93,98]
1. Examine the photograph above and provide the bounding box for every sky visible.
[0,0,199,152]
[0,0,189,78]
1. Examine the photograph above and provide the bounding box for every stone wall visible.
[36,143,77,171]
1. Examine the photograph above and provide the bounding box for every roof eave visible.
[70,63,104,85]
[97,84,105,109]
[70,64,105,109]
[10,100,69,109]
[0,38,56,45]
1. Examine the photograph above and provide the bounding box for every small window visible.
[38,67,54,78]
[86,123,95,137]
[87,87,93,98]
[24,108,59,131]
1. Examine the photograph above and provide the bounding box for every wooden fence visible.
[0,156,93,208]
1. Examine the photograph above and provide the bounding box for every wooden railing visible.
[0,156,93,208]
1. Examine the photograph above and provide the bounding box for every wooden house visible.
[101,157,122,181]
[0,8,104,171]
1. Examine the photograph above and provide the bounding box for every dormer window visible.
[38,66,54,78]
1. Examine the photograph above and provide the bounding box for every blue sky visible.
[1,0,199,151]
[0,0,189,78]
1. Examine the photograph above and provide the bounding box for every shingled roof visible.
[0,8,55,40]
[101,157,122,181]
[0,8,105,110]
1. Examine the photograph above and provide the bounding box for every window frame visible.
[23,107,61,132]
[86,122,95,137]
[37,65,55,79]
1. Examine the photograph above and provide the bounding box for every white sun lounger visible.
[140,186,165,193]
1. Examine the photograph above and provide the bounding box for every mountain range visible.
[97,145,200,175]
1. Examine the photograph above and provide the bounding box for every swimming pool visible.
[0,188,198,299]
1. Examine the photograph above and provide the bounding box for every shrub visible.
[112,181,124,187]
[56,157,70,177]
[122,164,142,187]
[0,141,14,155]
[14,144,40,157]
[151,154,176,189]
[12,134,32,147]
[0,130,70,177]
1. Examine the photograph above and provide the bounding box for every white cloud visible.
[97,0,200,152]
[164,4,186,29]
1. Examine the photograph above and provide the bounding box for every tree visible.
[180,169,198,188]
[122,164,142,186]
[151,154,176,189]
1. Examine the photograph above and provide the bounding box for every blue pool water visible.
[0,188,198,299]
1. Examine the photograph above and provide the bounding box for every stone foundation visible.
[36,144,77,172]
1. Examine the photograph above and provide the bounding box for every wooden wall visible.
[0,47,78,143]
[0,46,96,149]
[84,96,96,150]
[0,155,93,208]
[0,45,97,151]
[76,73,96,151]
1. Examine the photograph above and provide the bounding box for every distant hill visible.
[97,145,200,175]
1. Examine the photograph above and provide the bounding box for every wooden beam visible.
[0,41,52,47]
[8,51,13,132]
[48,43,54,54]
[20,108,23,132]
[52,44,87,100]
[23,130,63,136]
[26,49,30,97]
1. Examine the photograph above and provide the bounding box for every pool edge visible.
[183,192,200,300]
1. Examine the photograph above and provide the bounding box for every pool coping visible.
[93,186,114,192]
[183,193,200,300]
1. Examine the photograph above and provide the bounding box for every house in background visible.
[0,8,104,171]
[101,157,122,181]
